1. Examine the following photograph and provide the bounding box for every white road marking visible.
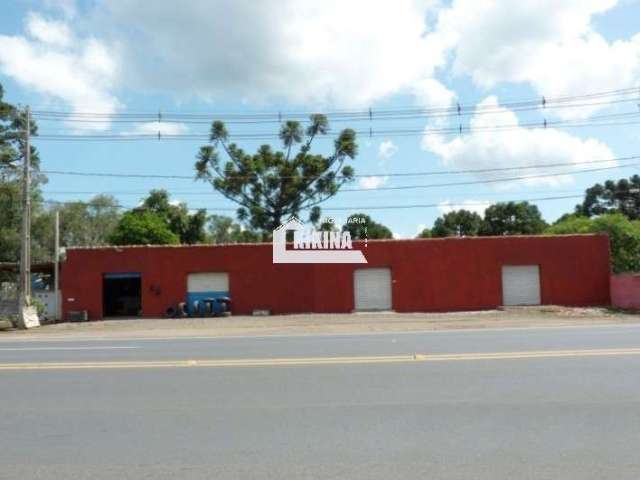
[0,346,139,351]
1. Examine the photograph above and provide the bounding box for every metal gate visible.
[354,268,392,311]
[501,265,541,306]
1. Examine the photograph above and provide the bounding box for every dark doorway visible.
[103,273,141,317]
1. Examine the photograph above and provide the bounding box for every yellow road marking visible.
[1,347,640,371]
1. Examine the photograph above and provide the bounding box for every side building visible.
[60,235,611,320]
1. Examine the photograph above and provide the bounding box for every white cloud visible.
[26,13,72,47]
[358,176,389,190]
[429,0,640,118]
[437,199,493,216]
[378,140,398,160]
[0,15,120,131]
[126,122,189,136]
[412,77,456,108]
[97,0,446,106]
[422,96,615,188]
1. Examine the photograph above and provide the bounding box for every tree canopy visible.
[0,180,23,264]
[207,215,262,244]
[431,209,483,237]
[416,228,431,238]
[0,83,40,177]
[40,196,121,249]
[576,175,640,220]
[0,82,47,270]
[109,210,179,245]
[480,201,547,235]
[195,115,357,235]
[138,190,207,244]
[547,213,640,273]
[342,213,393,240]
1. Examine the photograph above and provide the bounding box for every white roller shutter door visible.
[187,272,229,293]
[354,268,392,311]
[501,265,541,306]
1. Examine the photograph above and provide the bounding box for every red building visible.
[61,234,611,320]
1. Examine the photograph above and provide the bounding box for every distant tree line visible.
[413,196,640,274]
[15,181,634,273]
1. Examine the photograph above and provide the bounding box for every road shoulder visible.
[1,306,639,341]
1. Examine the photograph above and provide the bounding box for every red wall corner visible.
[611,274,640,310]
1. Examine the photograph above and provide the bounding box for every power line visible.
[31,97,640,125]
[30,86,639,121]
[40,160,638,196]
[40,154,639,181]
[340,163,638,192]
[26,112,640,142]
[48,199,227,211]
[42,193,586,212]
[41,189,587,199]
[323,194,586,211]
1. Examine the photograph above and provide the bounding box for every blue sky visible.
[1,0,639,237]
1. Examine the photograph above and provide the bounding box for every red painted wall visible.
[611,274,640,310]
[61,235,611,320]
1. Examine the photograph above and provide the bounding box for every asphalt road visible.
[2,324,640,479]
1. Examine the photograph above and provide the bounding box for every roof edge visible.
[65,234,608,251]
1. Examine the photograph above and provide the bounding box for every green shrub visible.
[547,213,640,273]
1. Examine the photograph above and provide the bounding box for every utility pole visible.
[54,210,60,321]
[18,106,32,329]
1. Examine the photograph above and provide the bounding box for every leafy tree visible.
[547,213,640,273]
[481,201,547,235]
[576,175,640,220]
[342,213,393,240]
[431,209,483,237]
[195,115,357,235]
[138,190,207,244]
[553,212,581,225]
[0,82,47,270]
[416,228,431,238]
[109,211,179,245]
[546,213,593,234]
[36,196,121,252]
[0,180,21,263]
[1,82,40,177]
[0,182,51,266]
[207,214,261,243]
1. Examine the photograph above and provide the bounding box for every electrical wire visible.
[31,97,640,125]
[40,160,638,196]
[26,111,640,142]
[42,193,586,212]
[30,86,640,121]
[340,163,638,192]
[39,154,640,181]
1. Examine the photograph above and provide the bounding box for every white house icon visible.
[272,217,367,264]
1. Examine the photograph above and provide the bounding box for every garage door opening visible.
[501,265,541,306]
[187,272,229,315]
[354,268,392,311]
[103,273,141,317]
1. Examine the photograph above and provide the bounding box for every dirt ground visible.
[1,306,639,340]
